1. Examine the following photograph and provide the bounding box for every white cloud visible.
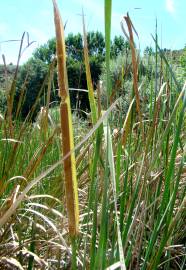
[28,27,49,44]
[165,0,175,14]
[40,9,51,17]
[0,22,8,35]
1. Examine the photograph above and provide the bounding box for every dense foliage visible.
[14,32,129,118]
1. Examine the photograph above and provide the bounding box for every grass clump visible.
[0,0,185,269]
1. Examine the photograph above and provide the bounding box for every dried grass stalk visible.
[122,14,142,126]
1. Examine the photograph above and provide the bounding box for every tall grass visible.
[0,0,185,269]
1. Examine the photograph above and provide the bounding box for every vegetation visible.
[10,31,128,120]
[0,0,186,269]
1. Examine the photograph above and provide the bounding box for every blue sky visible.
[0,0,185,64]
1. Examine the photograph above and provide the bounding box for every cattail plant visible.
[52,0,79,239]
